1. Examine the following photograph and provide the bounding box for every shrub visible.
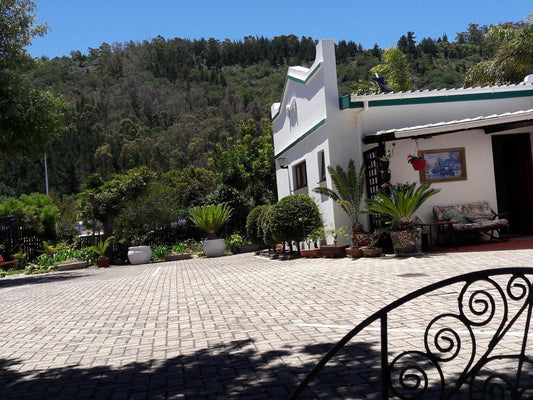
[246,205,269,245]
[263,195,322,250]
[152,245,168,261]
[171,242,188,254]
[225,232,247,254]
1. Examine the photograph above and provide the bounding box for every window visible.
[318,151,326,182]
[293,161,307,189]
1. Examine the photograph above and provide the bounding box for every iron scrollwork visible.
[288,268,533,399]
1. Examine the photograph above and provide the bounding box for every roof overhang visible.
[363,109,533,144]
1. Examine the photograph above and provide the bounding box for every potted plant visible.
[300,227,325,258]
[190,203,233,257]
[313,159,369,252]
[86,236,115,267]
[364,182,440,256]
[407,154,426,171]
[320,226,350,258]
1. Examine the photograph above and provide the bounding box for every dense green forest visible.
[0,22,526,197]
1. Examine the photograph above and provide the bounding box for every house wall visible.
[377,130,498,224]
[272,39,533,243]
[272,39,351,243]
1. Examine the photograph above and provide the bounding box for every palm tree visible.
[313,159,366,233]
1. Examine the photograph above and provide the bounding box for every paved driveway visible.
[0,249,532,399]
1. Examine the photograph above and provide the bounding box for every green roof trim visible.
[275,119,326,159]
[339,94,363,109]
[339,89,533,110]
[271,63,323,122]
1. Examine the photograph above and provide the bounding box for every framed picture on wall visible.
[419,147,467,183]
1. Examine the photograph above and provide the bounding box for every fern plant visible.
[313,159,366,233]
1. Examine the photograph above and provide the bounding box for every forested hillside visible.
[0,24,517,196]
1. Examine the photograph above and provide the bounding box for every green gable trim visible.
[275,119,326,159]
[339,89,533,110]
[339,94,363,109]
[271,63,323,122]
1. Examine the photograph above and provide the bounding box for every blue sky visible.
[28,0,531,58]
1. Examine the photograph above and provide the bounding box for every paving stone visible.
[0,250,531,398]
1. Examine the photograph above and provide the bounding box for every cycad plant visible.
[313,159,366,233]
[189,203,233,239]
[364,183,440,231]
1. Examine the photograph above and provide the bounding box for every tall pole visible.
[44,153,49,195]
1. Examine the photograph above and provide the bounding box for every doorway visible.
[492,133,533,234]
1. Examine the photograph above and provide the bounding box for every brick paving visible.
[0,249,531,399]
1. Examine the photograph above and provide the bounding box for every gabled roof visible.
[363,109,533,144]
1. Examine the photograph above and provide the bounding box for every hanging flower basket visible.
[412,159,426,171]
[407,154,426,171]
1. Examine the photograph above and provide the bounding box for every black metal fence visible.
[0,215,198,263]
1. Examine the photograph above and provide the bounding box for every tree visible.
[372,48,412,92]
[464,17,533,86]
[263,195,322,251]
[0,0,66,157]
[78,167,154,240]
[354,48,412,94]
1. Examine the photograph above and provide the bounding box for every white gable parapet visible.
[271,39,338,159]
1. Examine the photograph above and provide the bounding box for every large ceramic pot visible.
[203,238,226,257]
[390,229,422,257]
[128,246,152,265]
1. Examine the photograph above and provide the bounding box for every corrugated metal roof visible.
[364,109,533,143]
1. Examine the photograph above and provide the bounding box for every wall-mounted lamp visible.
[278,157,289,169]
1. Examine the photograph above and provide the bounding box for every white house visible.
[271,39,533,243]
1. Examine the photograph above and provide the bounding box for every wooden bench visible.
[433,201,509,244]
[0,254,15,269]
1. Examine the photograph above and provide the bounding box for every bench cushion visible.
[433,201,494,223]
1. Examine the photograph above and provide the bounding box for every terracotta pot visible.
[320,244,348,258]
[97,256,109,268]
[412,159,427,171]
[300,248,323,258]
[346,247,363,258]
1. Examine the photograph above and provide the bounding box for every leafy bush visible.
[263,195,322,249]
[171,242,188,254]
[34,247,98,270]
[225,233,247,254]
[0,193,60,237]
[152,245,168,261]
[246,205,269,245]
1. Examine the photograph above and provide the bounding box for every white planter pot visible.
[202,238,226,257]
[128,246,152,265]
